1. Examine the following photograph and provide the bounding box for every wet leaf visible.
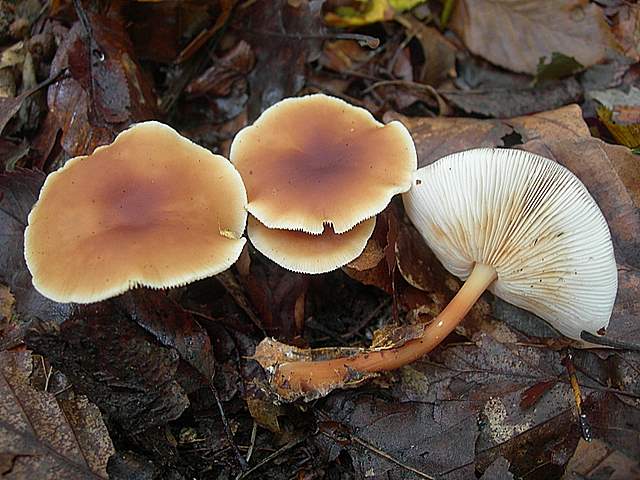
[534,52,584,83]
[25,301,190,434]
[121,289,216,382]
[441,77,583,118]
[47,5,157,157]
[238,0,325,120]
[0,169,71,345]
[451,0,617,75]
[0,349,114,479]
[564,438,640,479]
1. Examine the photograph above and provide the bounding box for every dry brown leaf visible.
[0,285,13,324]
[450,0,617,74]
[383,111,512,167]
[563,438,640,479]
[611,4,640,62]
[0,350,114,479]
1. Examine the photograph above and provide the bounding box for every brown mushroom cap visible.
[247,215,376,274]
[230,94,416,234]
[24,121,247,303]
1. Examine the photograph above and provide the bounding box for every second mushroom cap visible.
[230,93,417,235]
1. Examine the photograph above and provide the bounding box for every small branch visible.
[562,350,592,442]
[319,429,435,480]
[210,382,248,471]
[245,422,258,463]
[235,435,305,480]
[232,26,380,48]
[580,331,640,351]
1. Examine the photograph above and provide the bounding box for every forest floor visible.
[0,1,639,479]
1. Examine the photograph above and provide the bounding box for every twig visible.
[40,356,52,392]
[210,382,248,471]
[232,26,380,49]
[245,421,258,463]
[563,350,592,441]
[72,0,93,39]
[319,429,436,479]
[440,0,455,28]
[235,435,305,480]
[580,330,640,351]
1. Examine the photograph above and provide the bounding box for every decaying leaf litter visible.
[0,0,639,479]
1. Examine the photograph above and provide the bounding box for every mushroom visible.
[254,148,618,400]
[24,121,248,303]
[248,216,376,274]
[230,93,416,272]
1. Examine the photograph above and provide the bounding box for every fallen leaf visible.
[0,349,114,479]
[610,3,640,63]
[238,0,325,120]
[563,438,640,479]
[127,1,210,62]
[534,52,584,84]
[25,301,190,433]
[395,14,457,87]
[314,329,578,479]
[597,106,640,149]
[241,258,308,339]
[0,169,71,347]
[319,40,371,74]
[441,77,583,118]
[383,112,512,167]
[451,0,617,75]
[119,290,216,383]
[47,5,157,157]
[185,40,255,97]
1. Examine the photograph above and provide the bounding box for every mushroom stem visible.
[270,263,497,396]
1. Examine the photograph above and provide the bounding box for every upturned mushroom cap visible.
[25,121,247,303]
[230,93,417,234]
[402,148,618,340]
[247,216,376,274]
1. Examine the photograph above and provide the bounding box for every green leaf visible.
[534,52,583,84]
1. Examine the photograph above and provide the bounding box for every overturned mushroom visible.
[254,148,618,401]
[25,121,247,303]
[230,93,416,272]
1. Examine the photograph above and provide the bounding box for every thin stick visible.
[320,430,435,480]
[210,382,248,471]
[563,351,592,441]
[580,331,640,351]
[235,436,304,480]
[245,422,258,463]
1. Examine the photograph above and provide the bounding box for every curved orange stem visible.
[269,263,497,398]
